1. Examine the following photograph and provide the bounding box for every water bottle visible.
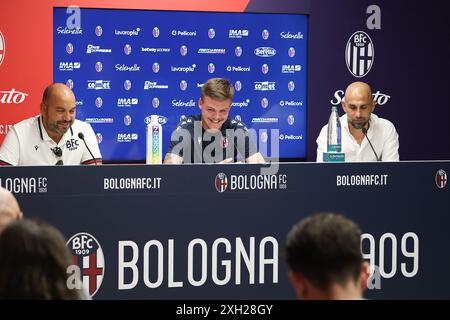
[146,115,162,164]
[327,106,341,152]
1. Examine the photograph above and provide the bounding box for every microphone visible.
[361,127,380,161]
[78,132,97,165]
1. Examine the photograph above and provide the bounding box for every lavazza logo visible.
[214,172,287,193]
[0,88,29,104]
[66,233,105,298]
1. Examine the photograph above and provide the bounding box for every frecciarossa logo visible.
[215,173,287,193]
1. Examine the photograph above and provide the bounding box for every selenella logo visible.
[66,233,105,298]
[345,31,374,78]
[0,30,6,67]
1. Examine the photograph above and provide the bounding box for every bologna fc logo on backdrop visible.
[436,169,447,189]
[67,233,105,298]
[152,97,160,108]
[234,81,242,92]
[95,26,103,37]
[288,47,295,58]
[208,28,216,39]
[66,79,74,89]
[95,97,103,108]
[96,133,103,144]
[124,44,131,55]
[124,80,131,91]
[180,45,188,56]
[208,63,215,73]
[0,30,5,66]
[215,172,228,193]
[66,43,74,54]
[180,80,187,91]
[152,62,160,73]
[152,27,160,38]
[346,31,374,78]
[261,98,269,109]
[235,46,242,57]
[262,29,269,40]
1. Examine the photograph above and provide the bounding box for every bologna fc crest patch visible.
[215,172,228,193]
[67,233,105,298]
[436,169,447,189]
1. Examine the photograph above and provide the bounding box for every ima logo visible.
[345,31,374,78]
[0,30,5,66]
[436,169,447,189]
[215,172,228,193]
[67,233,105,298]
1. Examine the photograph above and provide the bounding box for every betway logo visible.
[254,47,276,57]
[229,29,248,38]
[280,31,304,39]
[0,89,29,104]
[115,28,140,36]
[59,62,81,71]
[226,65,251,72]
[172,99,196,107]
[281,65,301,73]
[115,63,140,71]
[117,98,138,107]
[56,26,82,35]
[171,65,196,73]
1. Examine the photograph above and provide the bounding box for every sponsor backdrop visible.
[1,0,449,161]
[53,8,308,161]
[0,162,449,299]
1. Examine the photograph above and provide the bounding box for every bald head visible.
[344,82,373,103]
[0,187,23,234]
[42,83,75,105]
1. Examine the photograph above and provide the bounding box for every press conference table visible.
[1,161,449,299]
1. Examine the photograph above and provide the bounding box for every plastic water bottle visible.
[327,106,341,152]
[146,115,162,164]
